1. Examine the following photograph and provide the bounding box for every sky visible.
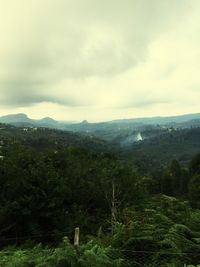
[0,0,200,122]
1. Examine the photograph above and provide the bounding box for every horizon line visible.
[0,111,200,124]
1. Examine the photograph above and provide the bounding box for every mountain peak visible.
[14,113,28,118]
[81,120,89,124]
[40,117,56,122]
[0,113,31,123]
[37,117,58,126]
[4,113,28,119]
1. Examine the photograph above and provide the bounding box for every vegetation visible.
[0,124,200,266]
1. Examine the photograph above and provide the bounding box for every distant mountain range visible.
[1,112,200,131]
[1,113,200,167]
[0,113,62,129]
[110,113,200,125]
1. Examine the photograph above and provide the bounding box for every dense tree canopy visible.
[0,124,200,266]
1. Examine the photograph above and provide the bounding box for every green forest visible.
[0,125,200,266]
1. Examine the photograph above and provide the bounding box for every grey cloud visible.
[0,87,84,107]
[0,0,192,110]
[2,93,55,107]
[0,78,85,107]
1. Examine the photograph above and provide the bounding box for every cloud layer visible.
[0,0,200,121]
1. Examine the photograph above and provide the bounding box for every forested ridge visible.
[0,124,200,266]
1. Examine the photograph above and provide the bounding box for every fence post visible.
[74,227,80,255]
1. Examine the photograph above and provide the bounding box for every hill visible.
[0,123,110,156]
[1,113,200,168]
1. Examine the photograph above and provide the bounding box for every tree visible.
[169,160,182,195]
[189,174,200,208]
[189,153,200,176]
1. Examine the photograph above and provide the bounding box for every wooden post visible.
[74,227,80,255]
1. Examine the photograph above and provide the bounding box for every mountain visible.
[1,113,200,170]
[0,114,64,129]
[110,113,200,125]
[1,112,200,127]
[36,117,60,128]
[0,122,110,154]
[125,127,200,173]
[0,113,33,124]
[1,113,200,143]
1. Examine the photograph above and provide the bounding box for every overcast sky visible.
[0,0,200,122]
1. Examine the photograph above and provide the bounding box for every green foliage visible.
[0,238,124,267]
[0,142,143,243]
[1,124,200,266]
[107,195,200,266]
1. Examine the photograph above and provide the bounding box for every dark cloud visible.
[0,0,198,120]
[0,78,84,107]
